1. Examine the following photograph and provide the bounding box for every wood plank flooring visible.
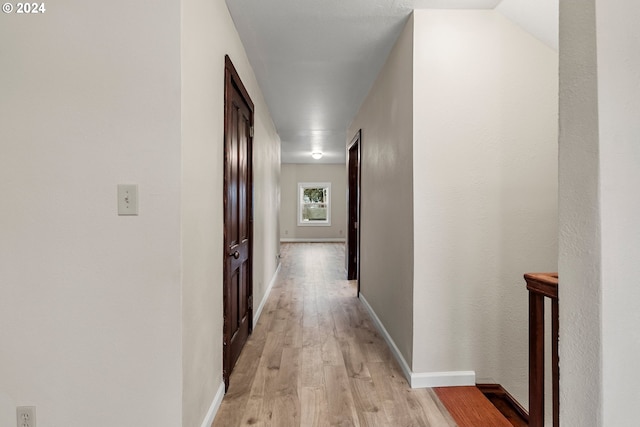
[212,243,509,427]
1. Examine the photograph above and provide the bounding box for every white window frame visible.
[297,182,331,226]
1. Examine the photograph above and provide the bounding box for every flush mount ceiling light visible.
[311,152,323,160]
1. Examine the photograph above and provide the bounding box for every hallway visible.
[213,243,478,427]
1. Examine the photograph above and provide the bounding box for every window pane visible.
[298,182,331,226]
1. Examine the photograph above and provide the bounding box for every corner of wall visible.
[199,381,226,427]
[360,295,475,388]
[411,10,559,408]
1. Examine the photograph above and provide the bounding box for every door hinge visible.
[249,126,254,137]
[248,295,253,311]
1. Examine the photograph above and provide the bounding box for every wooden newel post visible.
[524,273,559,427]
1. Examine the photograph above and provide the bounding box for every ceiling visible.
[225,0,556,164]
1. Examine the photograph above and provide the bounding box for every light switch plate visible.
[117,184,138,215]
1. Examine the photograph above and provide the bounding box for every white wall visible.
[181,0,281,426]
[557,1,602,425]
[0,1,183,425]
[0,0,281,426]
[559,0,640,425]
[348,15,415,367]
[280,164,346,242]
[349,12,558,394]
[412,9,558,405]
[597,0,640,423]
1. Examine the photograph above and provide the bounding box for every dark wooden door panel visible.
[347,131,361,286]
[223,55,254,390]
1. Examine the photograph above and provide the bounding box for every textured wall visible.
[558,1,602,425]
[597,0,640,423]
[0,1,183,425]
[348,14,415,367]
[0,0,281,426]
[412,10,558,406]
[559,0,640,425]
[181,0,281,425]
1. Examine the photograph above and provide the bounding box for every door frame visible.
[347,130,361,293]
[223,55,254,389]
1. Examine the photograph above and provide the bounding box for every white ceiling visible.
[225,0,556,164]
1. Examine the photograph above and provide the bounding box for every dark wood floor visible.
[212,243,513,427]
[435,386,513,427]
[477,385,529,427]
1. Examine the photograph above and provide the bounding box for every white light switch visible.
[118,184,138,215]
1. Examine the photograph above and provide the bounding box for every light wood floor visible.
[212,242,459,427]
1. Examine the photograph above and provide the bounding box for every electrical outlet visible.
[16,406,35,427]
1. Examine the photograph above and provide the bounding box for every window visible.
[298,182,331,226]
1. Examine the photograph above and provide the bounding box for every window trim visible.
[297,182,331,227]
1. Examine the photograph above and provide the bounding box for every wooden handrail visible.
[524,272,559,427]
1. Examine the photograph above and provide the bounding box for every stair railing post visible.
[525,273,559,427]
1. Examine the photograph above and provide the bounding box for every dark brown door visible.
[347,130,361,289]
[223,55,254,389]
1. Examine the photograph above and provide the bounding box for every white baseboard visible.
[411,370,476,388]
[200,381,225,427]
[253,262,281,329]
[199,265,281,427]
[359,294,413,382]
[280,238,346,243]
[359,294,475,389]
